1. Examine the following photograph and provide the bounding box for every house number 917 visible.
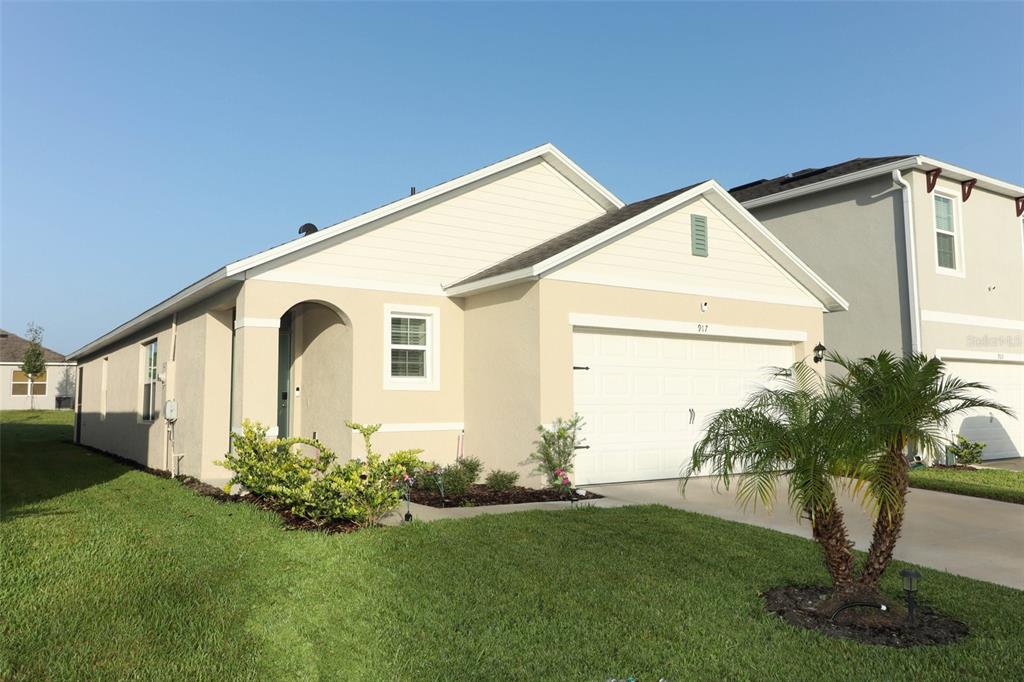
[696,324,709,333]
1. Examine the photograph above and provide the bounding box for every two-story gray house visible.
[731,156,1023,461]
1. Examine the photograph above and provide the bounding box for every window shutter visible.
[691,215,708,257]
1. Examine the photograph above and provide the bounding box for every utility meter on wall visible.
[164,399,178,422]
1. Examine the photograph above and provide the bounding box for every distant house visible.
[0,329,76,410]
[731,156,1024,461]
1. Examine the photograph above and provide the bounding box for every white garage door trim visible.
[567,313,808,344]
[571,315,800,485]
[935,349,1024,364]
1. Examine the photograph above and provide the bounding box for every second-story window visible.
[933,194,961,273]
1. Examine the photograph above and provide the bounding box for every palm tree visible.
[685,362,872,595]
[829,351,1011,592]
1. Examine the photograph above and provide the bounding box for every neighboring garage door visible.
[572,329,795,485]
[943,359,1024,460]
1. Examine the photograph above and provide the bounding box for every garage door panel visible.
[573,329,793,484]
[943,360,1023,460]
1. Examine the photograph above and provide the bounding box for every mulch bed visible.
[410,484,602,508]
[762,584,968,648]
[923,464,978,471]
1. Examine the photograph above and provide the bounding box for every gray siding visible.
[748,175,912,360]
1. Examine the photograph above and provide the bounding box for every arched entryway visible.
[277,301,353,458]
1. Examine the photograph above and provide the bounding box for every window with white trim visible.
[141,340,158,421]
[11,370,46,396]
[933,194,960,272]
[384,305,439,390]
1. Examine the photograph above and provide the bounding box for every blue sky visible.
[3,1,1022,354]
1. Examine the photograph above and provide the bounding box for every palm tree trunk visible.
[810,499,855,594]
[858,446,910,591]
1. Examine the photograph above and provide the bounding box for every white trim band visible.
[921,310,1024,331]
[568,313,808,343]
[935,349,1024,364]
[234,317,281,330]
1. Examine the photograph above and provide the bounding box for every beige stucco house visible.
[732,156,1024,461]
[69,144,846,485]
[0,329,76,410]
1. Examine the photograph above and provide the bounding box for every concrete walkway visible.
[388,479,1024,590]
[981,458,1024,472]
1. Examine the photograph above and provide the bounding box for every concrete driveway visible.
[585,478,1024,589]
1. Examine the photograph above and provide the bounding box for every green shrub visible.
[947,435,986,465]
[418,456,482,498]
[217,419,421,527]
[484,469,519,492]
[527,415,584,488]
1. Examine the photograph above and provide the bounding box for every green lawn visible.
[3,410,1023,681]
[909,465,1024,505]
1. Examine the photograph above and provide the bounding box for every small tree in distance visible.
[20,323,46,410]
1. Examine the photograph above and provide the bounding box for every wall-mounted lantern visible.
[813,343,827,364]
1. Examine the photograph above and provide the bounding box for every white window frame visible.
[932,191,965,277]
[10,369,47,397]
[140,339,159,422]
[383,304,440,391]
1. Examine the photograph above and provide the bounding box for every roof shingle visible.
[0,329,67,363]
[729,156,915,203]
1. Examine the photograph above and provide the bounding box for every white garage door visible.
[943,360,1024,460]
[572,329,795,485]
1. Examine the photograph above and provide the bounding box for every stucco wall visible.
[230,278,465,465]
[293,302,353,457]
[907,170,1024,357]
[748,174,912,359]
[462,282,542,476]
[0,362,76,410]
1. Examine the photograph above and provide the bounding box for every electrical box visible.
[164,399,178,422]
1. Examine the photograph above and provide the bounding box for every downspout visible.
[163,312,179,474]
[892,170,922,354]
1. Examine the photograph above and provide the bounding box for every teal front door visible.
[277,315,292,438]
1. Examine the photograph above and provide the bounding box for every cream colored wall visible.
[76,287,239,480]
[549,195,822,309]
[0,363,76,410]
[462,282,542,476]
[293,302,353,457]
[249,158,606,292]
[76,317,174,468]
[230,278,465,465]
[908,170,1024,356]
[537,278,823,424]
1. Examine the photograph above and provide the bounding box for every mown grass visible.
[909,465,1024,505]
[2,410,1023,680]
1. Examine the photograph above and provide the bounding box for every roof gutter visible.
[742,156,1024,210]
[67,267,232,361]
[892,169,922,353]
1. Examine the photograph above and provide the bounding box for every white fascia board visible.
[67,267,232,360]
[444,268,538,297]
[225,143,622,278]
[740,158,916,209]
[914,156,1024,197]
[742,156,1024,210]
[0,361,77,366]
[704,181,849,312]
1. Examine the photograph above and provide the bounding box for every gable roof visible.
[731,155,1024,208]
[445,180,849,313]
[729,156,914,203]
[69,143,621,360]
[449,183,704,288]
[0,329,67,363]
